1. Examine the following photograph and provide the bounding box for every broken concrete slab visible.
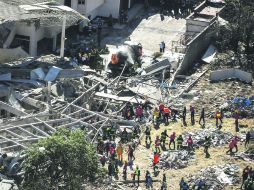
[201,44,217,63]
[210,69,252,83]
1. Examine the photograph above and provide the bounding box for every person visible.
[155,136,161,153]
[128,145,135,161]
[145,125,152,144]
[177,135,184,150]
[160,130,168,147]
[199,107,205,127]
[132,127,139,140]
[187,135,194,151]
[109,125,116,141]
[182,106,187,126]
[97,140,104,155]
[147,175,153,189]
[123,161,128,180]
[135,105,143,122]
[159,103,165,119]
[196,179,205,190]
[110,144,116,159]
[241,166,250,189]
[108,14,113,27]
[226,139,235,155]
[204,136,211,158]
[133,166,141,186]
[234,109,240,132]
[116,143,123,162]
[159,41,165,53]
[121,128,128,143]
[190,105,195,125]
[100,155,107,167]
[163,106,170,125]
[233,136,241,153]
[169,132,176,150]
[145,170,150,188]
[161,173,167,190]
[245,131,251,148]
[215,110,223,127]
[108,161,114,182]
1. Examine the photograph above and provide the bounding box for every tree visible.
[21,128,101,190]
[216,0,254,71]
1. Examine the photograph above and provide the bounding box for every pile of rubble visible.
[183,128,233,147]
[234,150,254,161]
[156,150,195,169]
[187,164,240,189]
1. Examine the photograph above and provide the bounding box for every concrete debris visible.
[210,69,252,83]
[187,164,240,189]
[234,150,254,161]
[156,150,195,169]
[183,129,234,147]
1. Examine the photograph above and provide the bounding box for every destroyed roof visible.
[0,0,88,26]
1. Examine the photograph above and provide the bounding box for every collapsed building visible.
[0,0,88,61]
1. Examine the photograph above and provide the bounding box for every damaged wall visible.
[175,21,217,75]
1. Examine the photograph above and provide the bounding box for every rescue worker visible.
[169,132,176,150]
[190,105,195,125]
[182,106,187,126]
[121,128,128,143]
[177,135,184,150]
[160,130,168,147]
[102,127,108,140]
[187,135,194,152]
[159,103,165,119]
[245,131,251,148]
[161,173,167,190]
[123,161,128,180]
[155,136,161,153]
[97,140,104,155]
[203,136,211,158]
[199,107,205,127]
[116,143,123,162]
[135,105,143,122]
[226,139,234,155]
[145,125,152,144]
[233,136,241,153]
[234,109,240,132]
[109,125,116,141]
[163,106,170,125]
[106,126,111,140]
[133,166,141,186]
[215,110,223,127]
[241,166,250,189]
[128,145,135,161]
[132,127,139,140]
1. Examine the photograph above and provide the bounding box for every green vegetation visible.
[21,128,103,190]
[215,0,254,72]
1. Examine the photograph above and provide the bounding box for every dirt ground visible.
[119,72,254,189]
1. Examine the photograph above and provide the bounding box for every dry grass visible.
[128,117,254,190]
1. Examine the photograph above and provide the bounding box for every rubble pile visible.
[183,128,233,147]
[187,164,240,189]
[157,150,195,169]
[234,150,254,161]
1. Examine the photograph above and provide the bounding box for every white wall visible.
[97,0,121,18]
[85,0,104,14]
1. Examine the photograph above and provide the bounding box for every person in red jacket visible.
[159,103,165,119]
[187,135,194,151]
[226,139,235,155]
[169,132,176,150]
[163,106,170,125]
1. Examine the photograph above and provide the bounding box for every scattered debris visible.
[187,164,240,189]
[156,150,195,169]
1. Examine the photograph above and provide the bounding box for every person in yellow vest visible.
[153,107,160,121]
[116,143,123,162]
[215,110,223,127]
[133,165,141,186]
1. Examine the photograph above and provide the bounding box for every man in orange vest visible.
[215,110,223,127]
[163,106,170,125]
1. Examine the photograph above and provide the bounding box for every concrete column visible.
[52,34,57,51]
[29,23,38,57]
